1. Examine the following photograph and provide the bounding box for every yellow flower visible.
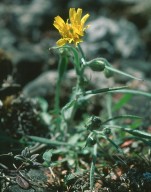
[53,8,90,46]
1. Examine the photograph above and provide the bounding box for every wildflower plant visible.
[29,8,151,191]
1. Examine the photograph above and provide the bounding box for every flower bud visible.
[86,116,102,131]
[103,128,111,136]
[87,59,105,72]
[86,136,96,146]
[104,68,113,78]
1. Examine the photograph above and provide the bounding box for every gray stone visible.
[83,17,145,59]
[23,71,57,97]
[23,68,114,98]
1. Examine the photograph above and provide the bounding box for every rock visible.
[0,0,58,40]
[82,17,145,60]
[13,43,48,86]
[129,0,151,17]
[0,38,49,86]
[142,20,151,59]
[0,0,66,87]
[0,28,17,49]
[119,59,151,78]
[124,96,151,130]
[23,68,114,98]
[23,71,57,97]
[5,0,67,40]
[68,0,121,12]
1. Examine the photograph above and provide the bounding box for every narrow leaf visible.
[105,65,143,81]
[83,86,128,96]
[61,99,76,112]
[124,128,151,140]
[113,94,132,112]
[102,115,142,125]
[28,136,73,147]
[110,89,151,98]
[61,99,76,120]
[105,137,123,153]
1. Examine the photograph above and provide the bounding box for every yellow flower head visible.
[53,8,90,46]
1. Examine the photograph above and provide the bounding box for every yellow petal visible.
[53,22,60,30]
[53,16,65,30]
[72,26,83,36]
[81,14,90,26]
[56,38,67,46]
[55,16,65,25]
[76,8,82,23]
[69,8,76,23]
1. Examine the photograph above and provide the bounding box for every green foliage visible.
[90,144,97,192]
[113,93,132,112]
[43,150,53,166]
[14,147,40,167]
[30,43,151,190]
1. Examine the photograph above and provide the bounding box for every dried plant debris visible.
[64,155,151,192]
[0,148,65,192]
[0,96,49,137]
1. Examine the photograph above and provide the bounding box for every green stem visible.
[106,93,116,138]
[54,53,68,115]
[54,78,61,114]
[77,44,86,61]
[65,44,87,122]
[106,93,113,122]
[77,44,87,74]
